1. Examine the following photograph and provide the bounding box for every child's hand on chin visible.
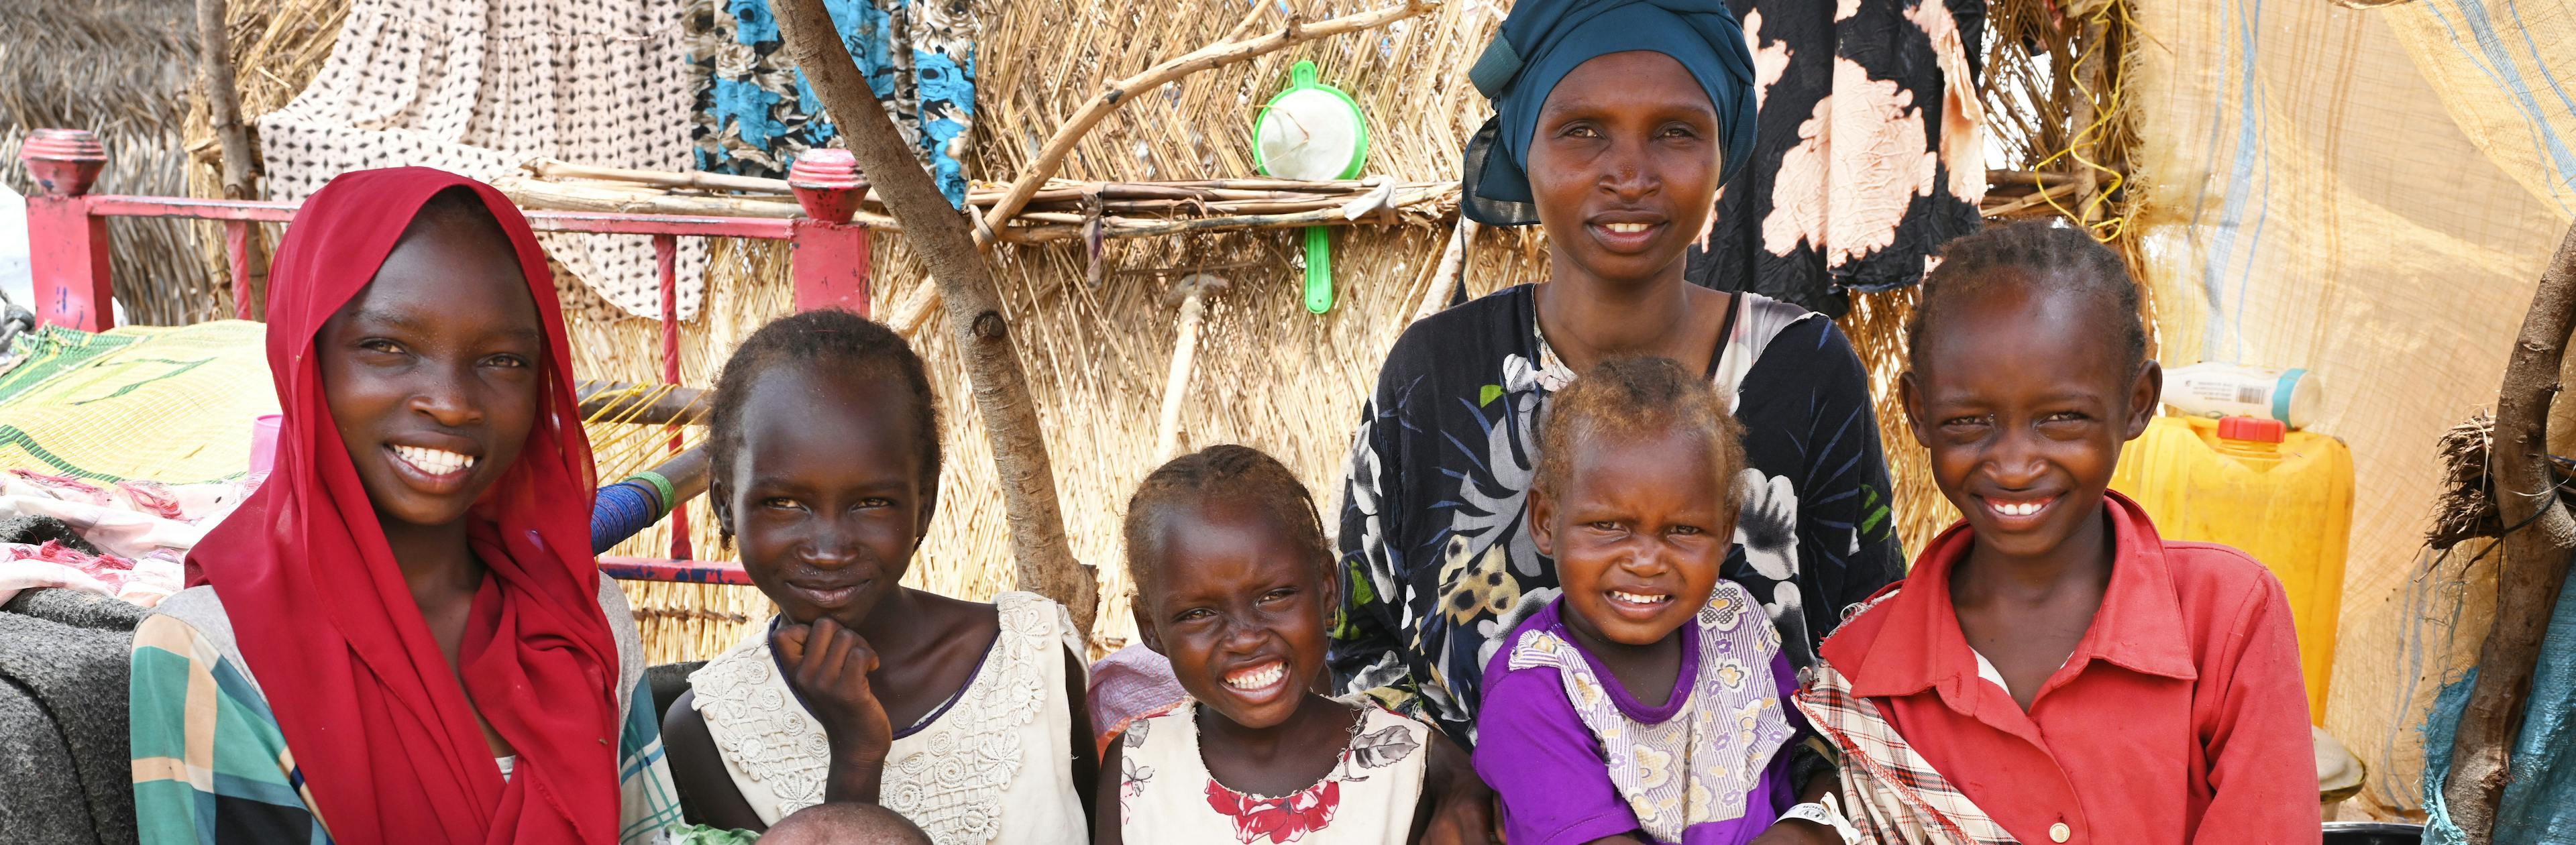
[775,618,896,771]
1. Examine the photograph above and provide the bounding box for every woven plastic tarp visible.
[2380,1,2576,221]
[0,322,274,484]
[2126,0,2573,818]
[2420,568,2576,844]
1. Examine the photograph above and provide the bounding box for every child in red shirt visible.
[1794,222,2319,845]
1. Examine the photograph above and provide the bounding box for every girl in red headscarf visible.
[128,168,683,844]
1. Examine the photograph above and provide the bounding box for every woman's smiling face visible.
[316,203,543,530]
[1525,50,1723,286]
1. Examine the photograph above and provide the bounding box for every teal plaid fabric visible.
[131,612,686,844]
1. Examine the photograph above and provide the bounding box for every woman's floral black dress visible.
[1330,284,1907,747]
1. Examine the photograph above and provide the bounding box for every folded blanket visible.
[0,675,95,844]
[0,610,137,844]
[2,587,146,632]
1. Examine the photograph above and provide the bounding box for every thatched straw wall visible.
[2,0,225,325]
[182,0,2132,663]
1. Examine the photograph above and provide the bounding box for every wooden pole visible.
[195,0,258,201]
[773,0,1099,636]
[1415,218,1477,323]
[197,0,268,314]
[523,157,793,194]
[1154,274,1227,462]
[2072,15,2107,225]
[2442,219,2576,844]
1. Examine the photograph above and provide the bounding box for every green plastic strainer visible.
[1253,60,1368,315]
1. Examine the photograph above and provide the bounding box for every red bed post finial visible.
[786,148,873,316]
[19,129,114,331]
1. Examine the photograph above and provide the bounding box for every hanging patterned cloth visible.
[1685,0,1988,317]
[688,0,977,205]
[257,0,711,321]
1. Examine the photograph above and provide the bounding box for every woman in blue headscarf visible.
[1329,0,1902,811]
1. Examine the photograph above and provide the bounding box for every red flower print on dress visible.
[1203,778,1341,844]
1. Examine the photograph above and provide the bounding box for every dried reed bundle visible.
[1834,285,1960,559]
[494,172,1457,244]
[2430,414,2502,552]
[2424,413,2576,553]
[178,0,347,309]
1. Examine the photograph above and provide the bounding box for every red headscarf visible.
[187,168,620,844]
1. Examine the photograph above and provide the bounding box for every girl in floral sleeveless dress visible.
[1101,445,1474,845]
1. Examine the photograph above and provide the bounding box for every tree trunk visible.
[196,0,269,313]
[195,0,258,201]
[773,0,1098,636]
[2442,219,2576,843]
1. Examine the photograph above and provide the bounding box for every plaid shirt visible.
[130,588,686,844]
[1796,646,2018,845]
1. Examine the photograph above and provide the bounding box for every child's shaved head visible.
[761,802,932,845]
[1907,221,2147,376]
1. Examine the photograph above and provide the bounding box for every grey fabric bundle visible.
[0,589,144,844]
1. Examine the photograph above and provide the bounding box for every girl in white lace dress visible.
[1099,445,1473,845]
[659,311,1096,844]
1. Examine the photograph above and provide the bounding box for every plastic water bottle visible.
[2163,363,2322,430]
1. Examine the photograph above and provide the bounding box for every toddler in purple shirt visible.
[1472,358,1825,845]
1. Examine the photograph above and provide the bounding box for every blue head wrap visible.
[1460,0,1757,227]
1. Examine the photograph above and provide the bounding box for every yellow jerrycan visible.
[2109,414,2353,724]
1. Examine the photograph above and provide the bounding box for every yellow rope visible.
[2027,0,2138,244]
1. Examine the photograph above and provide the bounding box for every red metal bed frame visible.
[16,128,871,587]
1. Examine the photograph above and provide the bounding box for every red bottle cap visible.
[2216,415,2286,443]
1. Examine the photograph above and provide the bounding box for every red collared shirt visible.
[1821,492,2320,844]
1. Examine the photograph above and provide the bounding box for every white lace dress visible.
[686,591,1086,844]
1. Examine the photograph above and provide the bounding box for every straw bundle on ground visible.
[1,0,222,325]
[179,0,2147,661]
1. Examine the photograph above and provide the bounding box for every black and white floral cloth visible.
[1685,0,1988,317]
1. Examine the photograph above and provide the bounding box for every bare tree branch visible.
[2443,219,2576,844]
